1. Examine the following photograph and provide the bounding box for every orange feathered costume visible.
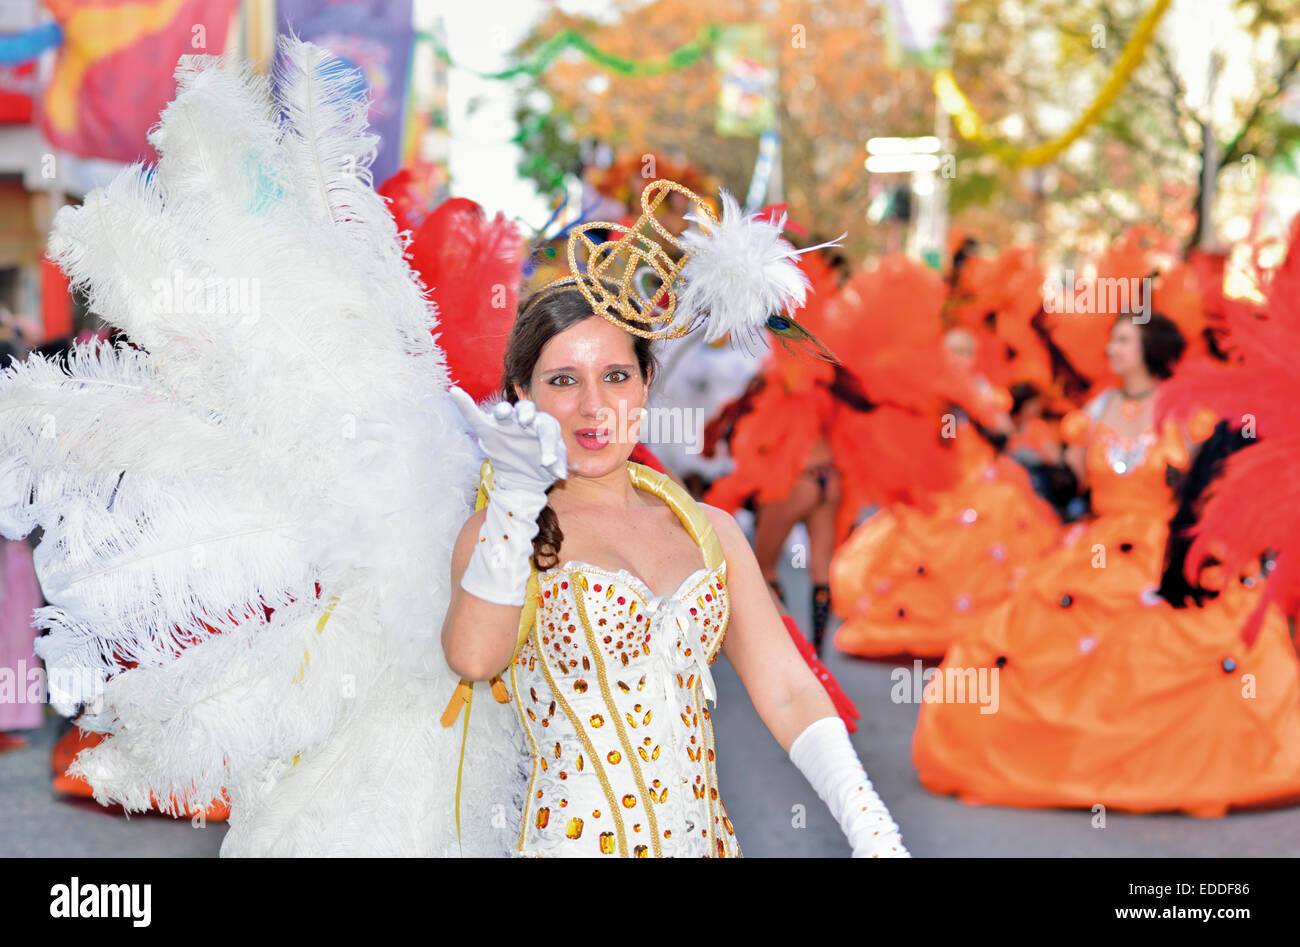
[1158,215,1300,640]
[827,252,1061,659]
[704,253,967,545]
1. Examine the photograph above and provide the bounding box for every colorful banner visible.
[744,128,779,211]
[38,0,238,162]
[882,0,952,70]
[714,23,774,138]
[0,21,63,65]
[0,61,38,123]
[278,0,414,186]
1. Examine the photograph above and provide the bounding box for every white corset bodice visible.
[508,556,741,857]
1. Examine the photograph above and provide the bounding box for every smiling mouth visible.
[576,429,610,446]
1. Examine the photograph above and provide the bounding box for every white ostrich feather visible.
[0,38,524,856]
[675,188,844,348]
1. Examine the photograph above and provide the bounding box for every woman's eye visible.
[546,372,629,385]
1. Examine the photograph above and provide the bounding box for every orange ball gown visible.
[911,390,1300,817]
[829,391,1061,660]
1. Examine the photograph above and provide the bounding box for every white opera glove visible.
[449,386,568,607]
[789,716,911,858]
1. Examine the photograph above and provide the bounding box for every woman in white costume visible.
[443,277,909,857]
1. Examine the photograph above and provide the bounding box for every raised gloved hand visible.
[789,715,911,858]
[449,386,569,607]
[449,386,567,494]
[449,385,566,606]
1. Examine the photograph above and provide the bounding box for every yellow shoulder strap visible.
[626,461,726,569]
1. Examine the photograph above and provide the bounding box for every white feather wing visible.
[1,38,525,856]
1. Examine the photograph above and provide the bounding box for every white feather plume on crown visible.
[0,38,527,855]
[673,187,845,346]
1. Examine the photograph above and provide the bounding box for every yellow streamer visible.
[935,0,1172,167]
[291,595,341,684]
[289,595,342,767]
[455,685,472,857]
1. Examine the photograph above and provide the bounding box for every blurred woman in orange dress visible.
[911,312,1300,817]
[706,253,965,655]
[828,325,1060,660]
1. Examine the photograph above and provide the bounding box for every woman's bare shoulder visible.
[699,503,746,551]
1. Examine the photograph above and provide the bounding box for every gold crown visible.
[533,179,718,340]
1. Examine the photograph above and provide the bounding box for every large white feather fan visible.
[0,38,526,856]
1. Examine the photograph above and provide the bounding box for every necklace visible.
[1119,386,1155,419]
[1104,428,1157,474]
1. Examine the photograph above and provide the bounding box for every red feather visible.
[1158,215,1300,644]
[819,255,962,525]
[376,169,428,236]
[407,198,524,402]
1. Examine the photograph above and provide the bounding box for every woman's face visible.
[942,329,977,374]
[1014,395,1042,422]
[1106,319,1144,376]
[517,316,649,479]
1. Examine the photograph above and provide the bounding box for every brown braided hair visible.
[500,282,659,571]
